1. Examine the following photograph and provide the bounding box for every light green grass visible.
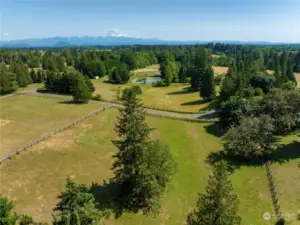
[0,95,99,157]
[2,107,295,225]
[93,78,216,113]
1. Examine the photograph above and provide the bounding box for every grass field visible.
[92,65,223,112]
[0,95,99,157]
[2,106,298,225]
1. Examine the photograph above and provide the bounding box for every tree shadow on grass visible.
[90,180,124,219]
[271,141,300,164]
[181,99,206,106]
[206,141,300,172]
[204,122,224,137]
[167,87,194,95]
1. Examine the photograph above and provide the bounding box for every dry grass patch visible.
[212,66,228,75]
[0,95,99,157]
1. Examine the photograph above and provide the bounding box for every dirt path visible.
[19,89,216,120]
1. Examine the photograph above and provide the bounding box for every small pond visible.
[135,76,162,85]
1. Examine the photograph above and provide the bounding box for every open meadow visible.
[0,95,99,157]
[92,65,223,113]
[1,98,298,224]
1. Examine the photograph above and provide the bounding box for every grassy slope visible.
[0,95,99,157]
[2,108,296,225]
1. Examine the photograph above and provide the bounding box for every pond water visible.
[135,76,162,85]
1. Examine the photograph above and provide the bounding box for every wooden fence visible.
[0,106,111,164]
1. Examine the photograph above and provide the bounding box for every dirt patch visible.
[0,119,13,127]
[30,123,93,153]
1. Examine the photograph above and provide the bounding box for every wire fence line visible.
[0,106,111,164]
[265,161,282,219]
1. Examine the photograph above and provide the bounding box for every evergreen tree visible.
[200,67,216,101]
[286,64,296,83]
[294,50,300,72]
[30,69,37,83]
[164,64,173,86]
[113,89,176,215]
[36,70,44,83]
[0,71,18,95]
[72,74,92,104]
[0,196,19,225]
[178,65,187,82]
[52,179,100,225]
[187,162,241,225]
[219,63,238,101]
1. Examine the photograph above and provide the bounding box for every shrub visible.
[152,80,165,87]
[91,94,102,101]
[254,87,264,96]
[131,85,143,95]
[223,115,278,159]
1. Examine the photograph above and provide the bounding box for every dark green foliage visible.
[219,96,255,129]
[36,70,44,83]
[0,196,19,225]
[294,50,300,72]
[30,69,38,83]
[281,81,297,90]
[72,74,92,104]
[219,64,238,101]
[259,89,300,134]
[164,64,173,86]
[286,65,296,83]
[0,69,18,95]
[200,67,216,101]
[214,76,223,85]
[84,76,95,93]
[109,64,130,84]
[190,49,209,90]
[178,65,187,82]
[19,214,47,225]
[131,85,143,95]
[254,87,264,96]
[114,89,176,215]
[52,179,100,225]
[250,73,276,93]
[123,140,176,215]
[223,115,278,159]
[187,162,241,225]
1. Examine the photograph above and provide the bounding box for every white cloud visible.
[107,29,128,37]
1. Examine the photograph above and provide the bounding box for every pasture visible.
[1,104,298,225]
[92,65,224,112]
[0,95,99,157]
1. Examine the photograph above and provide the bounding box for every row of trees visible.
[0,63,45,95]
[44,71,94,103]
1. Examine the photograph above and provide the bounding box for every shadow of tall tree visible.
[206,141,300,171]
[90,180,124,219]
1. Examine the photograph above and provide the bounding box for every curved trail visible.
[20,89,217,120]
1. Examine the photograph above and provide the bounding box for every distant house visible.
[94,76,99,79]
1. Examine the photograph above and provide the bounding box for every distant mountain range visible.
[0,36,298,48]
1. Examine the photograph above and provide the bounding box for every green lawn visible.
[2,107,297,225]
[92,65,223,113]
[0,95,99,157]
[270,134,300,224]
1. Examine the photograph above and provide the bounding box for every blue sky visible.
[1,0,300,42]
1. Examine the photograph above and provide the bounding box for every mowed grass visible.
[0,108,287,225]
[270,134,300,224]
[0,95,99,157]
